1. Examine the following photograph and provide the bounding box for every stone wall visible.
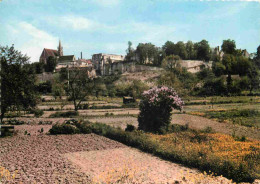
[100,60,211,76]
[180,60,212,73]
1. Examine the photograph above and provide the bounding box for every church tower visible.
[58,40,63,56]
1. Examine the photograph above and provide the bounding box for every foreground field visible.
[0,131,125,183]
[0,125,238,183]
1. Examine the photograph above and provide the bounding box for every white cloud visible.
[46,15,107,31]
[7,22,58,62]
[89,0,120,7]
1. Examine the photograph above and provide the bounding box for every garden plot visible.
[0,133,126,183]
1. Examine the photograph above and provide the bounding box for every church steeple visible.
[58,40,63,56]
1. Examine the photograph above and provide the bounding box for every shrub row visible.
[49,111,79,118]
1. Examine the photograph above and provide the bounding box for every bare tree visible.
[66,68,93,111]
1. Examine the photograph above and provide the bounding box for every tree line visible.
[125,39,256,65]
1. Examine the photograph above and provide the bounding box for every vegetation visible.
[64,68,93,111]
[49,121,259,183]
[191,109,260,128]
[49,111,79,118]
[0,45,39,122]
[138,86,184,133]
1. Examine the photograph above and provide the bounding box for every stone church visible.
[39,40,64,63]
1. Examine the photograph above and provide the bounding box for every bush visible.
[75,121,92,134]
[168,124,189,133]
[49,123,80,135]
[138,86,184,133]
[32,109,44,117]
[78,103,89,110]
[4,119,25,125]
[125,124,136,132]
[49,111,79,118]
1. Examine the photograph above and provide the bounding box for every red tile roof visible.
[43,48,58,57]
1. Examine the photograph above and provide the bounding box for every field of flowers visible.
[149,131,260,181]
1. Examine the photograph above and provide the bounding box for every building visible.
[92,53,125,75]
[242,49,250,58]
[39,40,63,64]
[76,59,92,67]
[55,55,77,70]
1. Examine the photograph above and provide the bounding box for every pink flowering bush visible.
[138,86,184,133]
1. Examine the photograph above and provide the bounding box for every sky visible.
[0,0,259,62]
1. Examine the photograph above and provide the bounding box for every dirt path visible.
[65,147,233,184]
[172,114,260,140]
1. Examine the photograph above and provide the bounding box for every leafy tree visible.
[186,41,196,60]
[254,45,260,69]
[161,55,181,71]
[66,68,93,111]
[30,62,44,74]
[222,54,236,94]
[236,56,251,76]
[174,41,188,59]
[59,67,68,82]
[196,68,215,81]
[125,41,135,62]
[247,63,260,94]
[158,71,182,93]
[45,56,57,72]
[52,78,65,100]
[128,80,149,99]
[162,41,175,56]
[0,45,38,121]
[135,43,160,65]
[212,61,226,76]
[221,39,236,55]
[37,81,52,94]
[93,77,107,97]
[195,40,211,61]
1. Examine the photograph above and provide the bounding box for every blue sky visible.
[0,0,259,62]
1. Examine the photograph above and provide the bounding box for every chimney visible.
[81,52,82,59]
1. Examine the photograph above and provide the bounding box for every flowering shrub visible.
[138,86,184,133]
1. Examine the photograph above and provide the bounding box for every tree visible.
[212,61,226,76]
[138,86,184,133]
[174,41,188,59]
[222,54,236,94]
[34,62,44,74]
[135,43,160,65]
[254,45,260,69]
[195,40,211,61]
[125,41,135,62]
[236,56,251,76]
[45,56,57,72]
[186,41,196,60]
[162,41,175,56]
[66,68,93,111]
[59,67,68,82]
[161,55,181,71]
[128,80,149,99]
[0,45,38,121]
[247,63,260,94]
[221,39,236,55]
